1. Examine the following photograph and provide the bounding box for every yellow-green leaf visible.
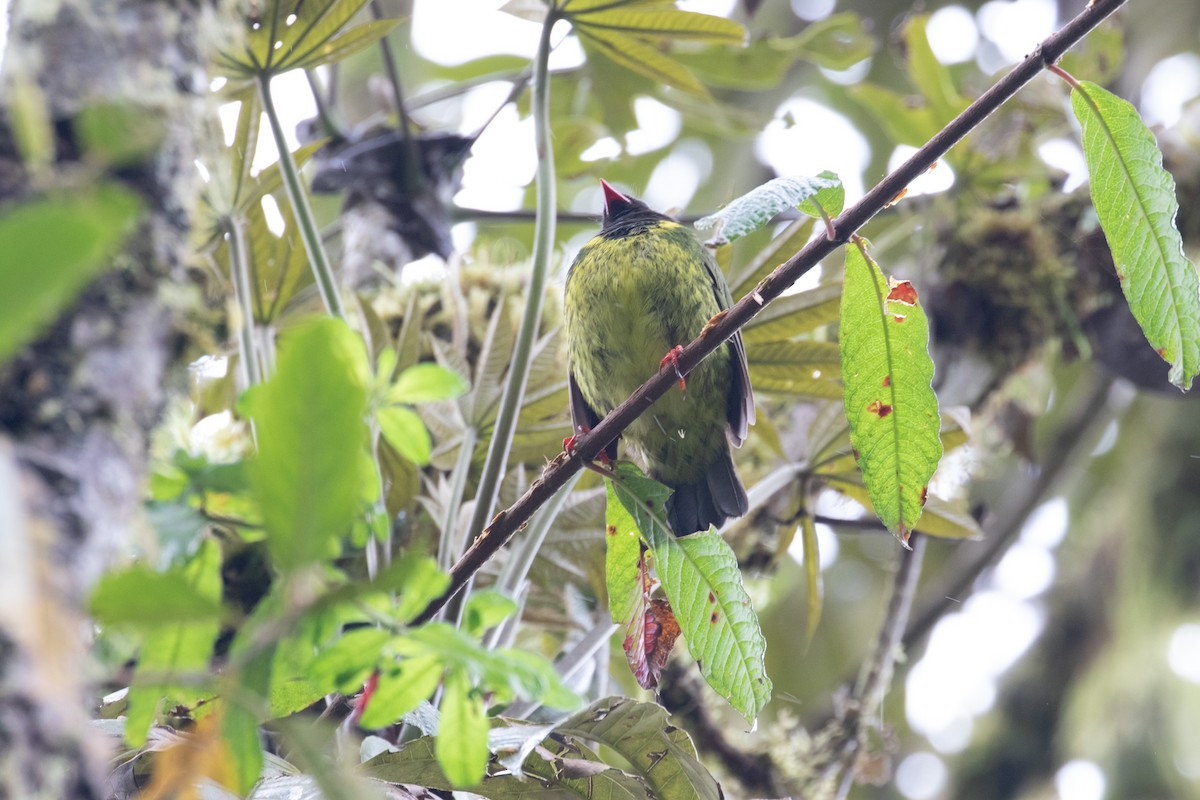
[576,27,709,98]
[571,9,745,45]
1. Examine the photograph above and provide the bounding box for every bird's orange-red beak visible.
[600,179,629,216]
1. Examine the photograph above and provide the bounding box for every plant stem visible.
[257,73,345,319]
[410,0,1128,626]
[459,10,558,558]
[225,215,263,388]
[831,535,927,799]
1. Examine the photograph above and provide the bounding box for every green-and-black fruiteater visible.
[564,180,754,535]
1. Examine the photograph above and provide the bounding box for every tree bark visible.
[0,1,232,796]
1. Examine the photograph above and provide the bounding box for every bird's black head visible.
[599,179,671,238]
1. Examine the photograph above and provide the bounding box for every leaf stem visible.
[257,72,345,319]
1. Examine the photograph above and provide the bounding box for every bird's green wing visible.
[568,370,618,460]
[702,248,755,446]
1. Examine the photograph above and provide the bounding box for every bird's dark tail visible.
[663,447,749,536]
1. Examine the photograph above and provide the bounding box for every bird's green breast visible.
[564,221,731,483]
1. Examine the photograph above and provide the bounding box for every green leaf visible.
[746,340,842,398]
[246,318,368,572]
[145,500,209,568]
[605,479,645,625]
[269,678,326,718]
[462,590,518,637]
[740,283,842,343]
[555,697,721,800]
[308,628,393,693]
[359,657,445,729]
[0,184,142,365]
[610,463,771,724]
[1070,80,1200,390]
[695,175,840,246]
[437,666,489,788]
[904,15,966,124]
[1059,23,1123,86]
[673,37,807,91]
[570,9,745,44]
[577,27,710,99]
[370,555,451,624]
[91,564,221,629]
[797,170,845,218]
[364,730,650,797]
[287,18,400,70]
[823,477,981,539]
[222,645,273,794]
[789,12,875,71]
[850,83,940,146]
[838,245,942,541]
[378,405,433,466]
[388,363,469,405]
[219,0,374,76]
[731,217,814,297]
[121,539,223,746]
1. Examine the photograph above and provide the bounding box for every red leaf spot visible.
[882,375,891,387]
[708,592,716,604]
[606,525,617,536]
[887,280,918,305]
[1156,347,1167,358]
[852,447,860,461]
[867,400,893,417]
[919,486,928,506]
[710,610,720,624]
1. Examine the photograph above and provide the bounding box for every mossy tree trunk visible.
[0,1,231,796]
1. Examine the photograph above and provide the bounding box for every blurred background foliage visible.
[4,0,1200,797]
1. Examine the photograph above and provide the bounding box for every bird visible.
[563,180,754,535]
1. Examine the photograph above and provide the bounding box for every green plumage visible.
[564,182,753,535]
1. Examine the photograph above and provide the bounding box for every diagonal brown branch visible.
[412,0,1129,625]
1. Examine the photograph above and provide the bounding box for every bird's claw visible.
[660,345,686,391]
[563,428,611,467]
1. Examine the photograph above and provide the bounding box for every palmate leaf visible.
[740,283,843,343]
[576,26,709,98]
[217,0,397,77]
[570,8,745,43]
[608,463,771,724]
[566,2,746,99]
[746,340,842,398]
[1070,80,1200,390]
[839,245,941,542]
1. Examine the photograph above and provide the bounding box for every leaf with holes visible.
[609,462,771,723]
[1071,80,1200,390]
[839,245,941,542]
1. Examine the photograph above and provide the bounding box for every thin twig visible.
[411,0,1127,626]
[829,535,927,798]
